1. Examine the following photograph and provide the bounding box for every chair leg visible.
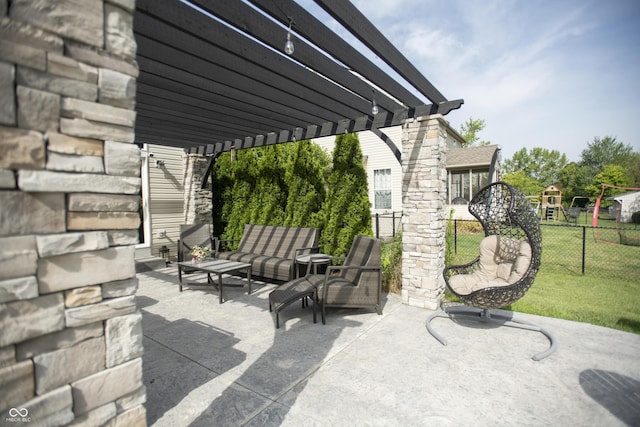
[488,311,557,361]
[312,290,317,324]
[426,310,451,345]
[426,306,557,361]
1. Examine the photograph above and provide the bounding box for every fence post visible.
[392,211,396,237]
[582,226,586,275]
[454,219,458,254]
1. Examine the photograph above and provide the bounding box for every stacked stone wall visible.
[401,115,448,309]
[183,153,212,226]
[0,1,145,425]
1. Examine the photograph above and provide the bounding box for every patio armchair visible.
[178,223,213,272]
[269,235,382,328]
[316,235,382,324]
[426,182,556,360]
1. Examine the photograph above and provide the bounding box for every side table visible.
[295,253,333,278]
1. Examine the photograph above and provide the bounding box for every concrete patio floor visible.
[137,266,640,426]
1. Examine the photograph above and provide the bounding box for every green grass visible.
[446,222,640,334]
[511,272,640,334]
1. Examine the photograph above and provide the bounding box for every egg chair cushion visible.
[448,235,532,295]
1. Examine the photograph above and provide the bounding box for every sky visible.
[298,0,640,163]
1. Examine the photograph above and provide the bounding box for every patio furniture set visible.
[177,223,383,328]
[174,182,554,359]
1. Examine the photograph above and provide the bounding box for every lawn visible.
[446,221,640,334]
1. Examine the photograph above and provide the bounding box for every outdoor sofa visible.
[215,224,319,282]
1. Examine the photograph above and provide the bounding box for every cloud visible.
[303,0,640,161]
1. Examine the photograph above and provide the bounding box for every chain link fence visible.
[450,219,640,281]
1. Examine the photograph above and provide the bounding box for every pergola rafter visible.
[133,0,463,157]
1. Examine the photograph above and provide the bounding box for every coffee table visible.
[177,259,252,304]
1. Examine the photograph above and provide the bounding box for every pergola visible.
[133,0,463,161]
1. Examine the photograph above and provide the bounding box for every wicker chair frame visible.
[426,182,556,360]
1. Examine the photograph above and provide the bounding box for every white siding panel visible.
[148,144,185,260]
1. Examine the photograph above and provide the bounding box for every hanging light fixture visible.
[371,91,379,115]
[284,18,294,55]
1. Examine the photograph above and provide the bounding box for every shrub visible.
[445,210,454,266]
[381,233,402,293]
[318,133,372,257]
[455,220,483,234]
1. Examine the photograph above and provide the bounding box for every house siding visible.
[313,124,477,234]
[147,144,185,261]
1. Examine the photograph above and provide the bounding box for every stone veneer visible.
[401,115,448,310]
[183,153,213,226]
[0,1,146,426]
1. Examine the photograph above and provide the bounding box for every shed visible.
[609,191,640,223]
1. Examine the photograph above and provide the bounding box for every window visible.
[448,169,490,204]
[472,170,489,194]
[374,168,392,210]
[450,170,470,202]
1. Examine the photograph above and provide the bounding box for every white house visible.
[313,124,501,224]
[445,144,502,220]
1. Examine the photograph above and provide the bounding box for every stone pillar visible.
[401,115,448,310]
[183,154,213,225]
[0,1,146,425]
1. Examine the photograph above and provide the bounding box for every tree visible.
[584,164,633,207]
[211,151,234,236]
[628,152,640,187]
[459,117,490,147]
[283,140,330,227]
[502,147,568,185]
[580,136,635,177]
[502,170,545,197]
[217,144,294,244]
[557,162,590,204]
[318,133,372,257]
[214,141,331,246]
[246,144,289,226]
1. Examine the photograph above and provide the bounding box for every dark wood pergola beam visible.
[135,66,329,129]
[134,33,361,122]
[190,0,402,114]
[248,0,426,107]
[133,0,463,164]
[314,0,448,105]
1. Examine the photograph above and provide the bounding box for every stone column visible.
[0,1,146,425]
[183,154,213,225]
[401,115,448,310]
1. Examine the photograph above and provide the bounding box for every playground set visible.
[533,183,640,246]
[539,185,579,222]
